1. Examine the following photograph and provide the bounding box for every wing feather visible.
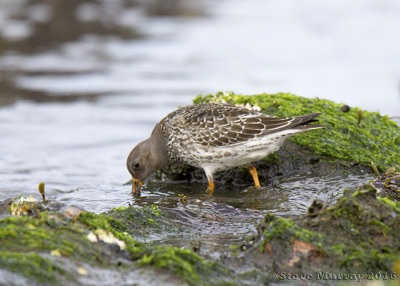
[164,103,320,147]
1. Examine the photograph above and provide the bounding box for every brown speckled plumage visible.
[127,103,323,194]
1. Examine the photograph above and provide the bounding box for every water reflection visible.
[0,0,202,54]
[0,1,139,53]
[0,0,205,106]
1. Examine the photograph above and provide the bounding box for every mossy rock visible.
[246,185,400,276]
[157,92,399,186]
[0,199,234,285]
[193,92,400,172]
[371,168,400,201]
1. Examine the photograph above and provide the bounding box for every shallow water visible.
[51,173,373,250]
[0,0,399,215]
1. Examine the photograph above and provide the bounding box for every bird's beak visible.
[132,177,143,195]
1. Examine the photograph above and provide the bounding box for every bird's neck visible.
[149,123,169,169]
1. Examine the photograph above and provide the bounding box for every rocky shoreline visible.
[1,92,400,285]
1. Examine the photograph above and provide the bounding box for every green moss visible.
[0,215,82,257]
[263,152,279,164]
[261,214,323,250]
[378,197,400,213]
[149,205,162,216]
[229,245,239,250]
[0,252,67,286]
[137,246,210,284]
[106,206,233,285]
[258,185,400,273]
[316,187,395,243]
[333,245,398,271]
[0,213,99,285]
[194,92,400,171]
[105,205,181,240]
[0,202,234,285]
[79,209,232,285]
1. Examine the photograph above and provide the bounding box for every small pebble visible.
[341,105,350,112]
[77,267,88,276]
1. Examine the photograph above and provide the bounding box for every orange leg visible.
[248,165,261,187]
[207,180,215,195]
[205,172,215,195]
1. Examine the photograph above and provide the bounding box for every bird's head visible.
[126,131,168,194]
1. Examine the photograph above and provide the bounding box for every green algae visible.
[105,205,183,241]
[378,197,400,213]
[0,252,67,286]
[310,186,400,272]
[255,184,400,273]
[0,213,97,285]
[78,208,231,285]
[137,245,232,285]
[263,152,279,164]
[371,169,400,201]
[194,92,400,171]
[0,201,235,285]
[261,215,323,250]
[0,215,85,257]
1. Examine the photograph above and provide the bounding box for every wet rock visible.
[105,205,186,242]
[371,167,400,201]
[306,199,324,216]
[2,184,400,284]
[244,185,400,275]
[0,198,13,218]
[0,198,235,286]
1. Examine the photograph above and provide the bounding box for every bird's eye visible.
[134,163,140,168]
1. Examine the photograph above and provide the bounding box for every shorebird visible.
[127,103,323,195]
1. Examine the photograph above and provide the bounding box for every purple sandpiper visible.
[127,103,323,195]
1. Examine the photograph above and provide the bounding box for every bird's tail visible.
[292,113,325,131]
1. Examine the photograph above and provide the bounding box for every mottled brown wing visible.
[173,103,320,147]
